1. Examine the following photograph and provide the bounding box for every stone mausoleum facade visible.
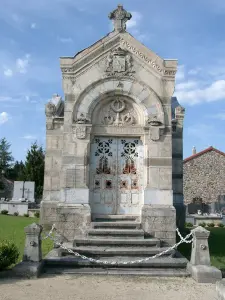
[41,5,185,246]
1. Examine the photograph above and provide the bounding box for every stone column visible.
[142,98,176,246]
[187,226,222,283]
[56,93,91,241]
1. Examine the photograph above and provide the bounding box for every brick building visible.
[183,146,225,207]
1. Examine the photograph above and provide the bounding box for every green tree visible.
[0,137,14,174]
[23,142,45,199]
[7,160,25,181]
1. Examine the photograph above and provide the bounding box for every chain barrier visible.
[41,224,193,265]
[41,225,56,241]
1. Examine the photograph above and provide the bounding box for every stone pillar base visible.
[141,204,176,246]
[0,261,44,279]
[187,263,222,283]
[40,201,58,230]
[56,203,91,241]
[216,279,225,299]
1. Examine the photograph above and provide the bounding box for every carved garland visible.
[120,39,176,76]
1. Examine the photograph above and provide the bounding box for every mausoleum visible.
[41,5,185,247]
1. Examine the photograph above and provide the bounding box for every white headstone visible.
[12,181,35,202]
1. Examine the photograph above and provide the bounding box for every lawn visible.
[178,227,225,270]
[0,215,53,264]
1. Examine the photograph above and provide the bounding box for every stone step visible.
[61,246,175,257]
[92,222,141,229]
[93,215,139,222]
[88,229,144,239]
[44,253,189,269]
[43,267,190,277]
[73,238,161,247]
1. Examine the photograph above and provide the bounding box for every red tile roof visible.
[184,146,225,163]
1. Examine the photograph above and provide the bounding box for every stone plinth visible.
[10,223,44,278]
[141,205,176,246]
[187,226,222,283]
[23,223,42,262]
[56,203,91,241]
[216,279,225,300]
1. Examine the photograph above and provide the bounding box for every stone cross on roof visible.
[109,4,132,32]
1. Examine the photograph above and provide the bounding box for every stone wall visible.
[184,150,225,204]
[0,201,28,215]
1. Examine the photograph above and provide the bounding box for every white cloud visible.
[127,11,142,29]
[0,96,13,102]
[125,11,149,43]
[176,65,185,81]
[175,79,225,105]
[22,135,37,140]
[57,37,73,43]
[129,28,149,43]
[0,112,10,125]
[3,68,13,77]
[11,13,23,23]
[1,53,31,77]
[16,54,30,74]
[188,67,202,75]
[209,112,225,121]
[31,22,36,29]
[176,81,198,91]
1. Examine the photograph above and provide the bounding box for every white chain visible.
[41,225,56,240]
[42,225,193,265]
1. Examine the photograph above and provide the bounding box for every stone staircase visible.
[43,215,190,277]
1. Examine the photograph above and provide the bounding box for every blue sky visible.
[1,0,225,161]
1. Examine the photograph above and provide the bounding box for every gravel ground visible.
[0,275,217,300]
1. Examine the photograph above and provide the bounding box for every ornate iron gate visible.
[90,137,144,215]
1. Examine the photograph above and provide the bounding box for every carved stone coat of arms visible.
[73,127,86,140]
[105,47,134,77]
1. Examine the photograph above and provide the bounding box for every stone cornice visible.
[60,33,177,80]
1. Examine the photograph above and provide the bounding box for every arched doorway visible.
[88,95,145,217]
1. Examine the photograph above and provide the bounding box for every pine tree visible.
[7,160,25,181]
[23,142,45,199]
[0,137,14,174]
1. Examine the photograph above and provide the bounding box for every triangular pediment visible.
[60,31,177,79]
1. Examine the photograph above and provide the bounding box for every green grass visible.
[178,227,225,270]
[0,215,53,264]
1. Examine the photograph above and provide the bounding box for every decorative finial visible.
[109,4,132,32]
